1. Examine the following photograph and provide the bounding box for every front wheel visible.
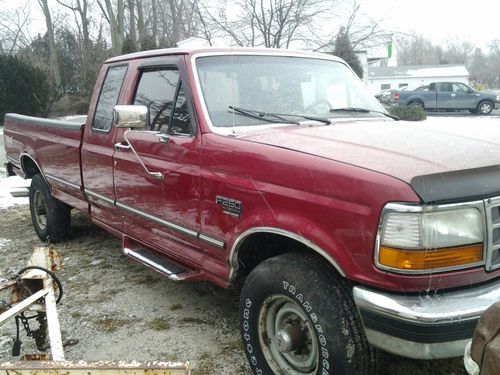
[240,253,374,375]
[477,100,494,115]
[29,174,71,243]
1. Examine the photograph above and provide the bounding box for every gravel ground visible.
[0,202,466,374]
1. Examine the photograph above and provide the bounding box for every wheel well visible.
[233,232,340,283]
[21,156,41,178]
[408,100,423,106]
[479,100,493,106]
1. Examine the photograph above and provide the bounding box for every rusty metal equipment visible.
[0,246,64,361]
[0,361,191,375]
[0,247,190,375]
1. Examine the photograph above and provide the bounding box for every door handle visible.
[114,142,131,151]
[156,134,170,144]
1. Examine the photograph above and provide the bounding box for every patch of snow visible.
[0,176,30,209]
[0,238,12,249]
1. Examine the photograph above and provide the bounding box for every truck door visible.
[81,64,128,230]
[449,82,478,110]
[112,58,203,265]
[436,82,453,110]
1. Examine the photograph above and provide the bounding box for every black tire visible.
[408,100,424,109]
[477,100,493,115]
[240,253,374,375]
[29,174,71,243]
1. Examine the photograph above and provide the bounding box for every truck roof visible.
[105,47,343,64]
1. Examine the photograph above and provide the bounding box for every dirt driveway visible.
[0,200,467,374]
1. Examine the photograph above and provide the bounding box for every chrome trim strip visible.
[229,227,346,281]
[46,173,81,191]
[84,189,115,206]
[375,201,487,275]
[6,155,20,167]
[198,234,225,249]
[116,201,198,238]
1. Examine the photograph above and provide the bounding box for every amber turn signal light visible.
[379,244,483,271]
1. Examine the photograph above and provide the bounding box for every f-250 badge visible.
[216,196,243,217]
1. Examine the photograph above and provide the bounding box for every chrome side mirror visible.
[114,105,149,129]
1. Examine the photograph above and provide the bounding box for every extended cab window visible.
[133,68,192,135]
[93,65,127,131]
[440,83,453,92]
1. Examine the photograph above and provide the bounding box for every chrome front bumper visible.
[353,278,500,359]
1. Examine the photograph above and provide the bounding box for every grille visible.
[485,197,500,270]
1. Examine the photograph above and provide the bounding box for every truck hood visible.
[237,117,500,202]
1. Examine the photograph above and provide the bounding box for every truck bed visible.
[4,113,88,211]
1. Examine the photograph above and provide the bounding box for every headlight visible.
[377,203,485,274]
[496,95,500,101]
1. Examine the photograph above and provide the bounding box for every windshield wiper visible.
[330,107,399,121]
[229,106,331,125]
[229,106,299,124]
[269,111,332,125]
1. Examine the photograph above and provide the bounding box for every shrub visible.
[389,105,427,121]
[0,55,52,120]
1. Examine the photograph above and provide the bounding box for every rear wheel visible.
[408,100,424,109]
[477,100,493,115]
[29,174,71,243]
[240,253,374,375]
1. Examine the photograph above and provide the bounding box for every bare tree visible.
[154,0,198,47]
[310,1,391,52]
[0,2,34,54]
[38,0,62,87]
[197,0,330,48]
[96,0,125,54]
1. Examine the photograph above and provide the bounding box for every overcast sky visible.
[10,0,500,52]
[360,0,500,49]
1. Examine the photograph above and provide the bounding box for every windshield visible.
[195,55,386,128]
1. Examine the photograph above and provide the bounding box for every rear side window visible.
[92,65,127,131]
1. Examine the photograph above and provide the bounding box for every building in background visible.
[367,65,470,94]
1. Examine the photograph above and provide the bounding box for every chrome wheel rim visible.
[33,190,47,230]
[258,295,319,374]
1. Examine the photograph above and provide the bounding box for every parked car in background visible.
[390,82,500,114]
[375,86,411,105]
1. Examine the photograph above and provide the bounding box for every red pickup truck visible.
[3,48,500,375]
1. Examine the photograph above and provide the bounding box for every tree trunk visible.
[38,0,61,87]
[136,0,146,44]
[127,0,137,48]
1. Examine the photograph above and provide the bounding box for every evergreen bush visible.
[389,106,427,121]
[0,55,51,121]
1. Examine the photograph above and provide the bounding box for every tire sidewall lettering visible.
[282,280,331,373]
[242,278,333,374]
